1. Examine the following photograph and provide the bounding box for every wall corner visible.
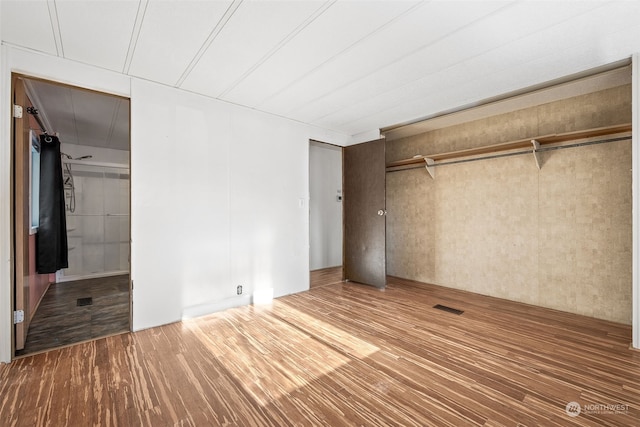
[0,45,13,363]
[632,52,639,349]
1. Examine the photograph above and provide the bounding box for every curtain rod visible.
[386,135,631,173]
[62,159,129,170]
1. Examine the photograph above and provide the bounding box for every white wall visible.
[130,78,330,328]
[0,45,351,362]
[309,141,343,270]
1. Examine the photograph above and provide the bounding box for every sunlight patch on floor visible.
[182,303,379,406]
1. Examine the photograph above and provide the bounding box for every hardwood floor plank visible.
[310,266,343,289]
[1,277,639,426]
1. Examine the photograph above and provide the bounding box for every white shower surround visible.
[57,157,129,283]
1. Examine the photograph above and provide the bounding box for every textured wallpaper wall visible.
[386,85,632,324]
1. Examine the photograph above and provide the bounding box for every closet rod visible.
[386,135,631,173]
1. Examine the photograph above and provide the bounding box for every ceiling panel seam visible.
[280,2,516,120]
[123,0,149,74]
[296,4,514,123]
[317,1,616,130]
[217,0,337,99]
[47,0,64,56]
[174,0,243,88]
[254,1,424,109]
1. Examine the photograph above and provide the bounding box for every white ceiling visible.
[2,0,640,144]
[23,78,130,151]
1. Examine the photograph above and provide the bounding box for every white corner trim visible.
[0,45,13,363]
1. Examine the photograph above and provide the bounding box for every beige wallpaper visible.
[386,85,632,324]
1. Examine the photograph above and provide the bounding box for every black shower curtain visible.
[36,134,68,273]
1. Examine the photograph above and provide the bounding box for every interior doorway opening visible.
[309,140,343,289]
[11,74,131,357]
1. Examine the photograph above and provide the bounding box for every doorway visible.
[12,74,131,357]
[309,140,343,288]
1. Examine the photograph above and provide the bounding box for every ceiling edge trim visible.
[382,58,632,141]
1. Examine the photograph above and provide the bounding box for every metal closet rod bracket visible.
[531,140,541,170]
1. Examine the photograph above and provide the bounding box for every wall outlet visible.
[237,285,243,295]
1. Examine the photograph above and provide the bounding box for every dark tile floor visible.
[17,274,130,356]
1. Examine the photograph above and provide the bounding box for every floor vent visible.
[433,304,463,315]
[77,297,93,307]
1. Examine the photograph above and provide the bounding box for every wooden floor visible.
[1,276,639,426]
[16,274,130,356]
[310,266,343,288]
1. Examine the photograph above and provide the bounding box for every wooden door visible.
[343,139,386,289]
[12,76,31,350]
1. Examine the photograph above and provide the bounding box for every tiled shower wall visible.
[386,84,632,324]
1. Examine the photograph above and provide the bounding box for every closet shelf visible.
[386,123,632,174]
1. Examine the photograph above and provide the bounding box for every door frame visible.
[10,74,30,353]
[9,73,133,358]
[308,138,387,289]
[308,139,344,285]
[1,47,134,363]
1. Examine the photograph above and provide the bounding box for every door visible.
[12,75,31,350]
[343,139,386,289]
